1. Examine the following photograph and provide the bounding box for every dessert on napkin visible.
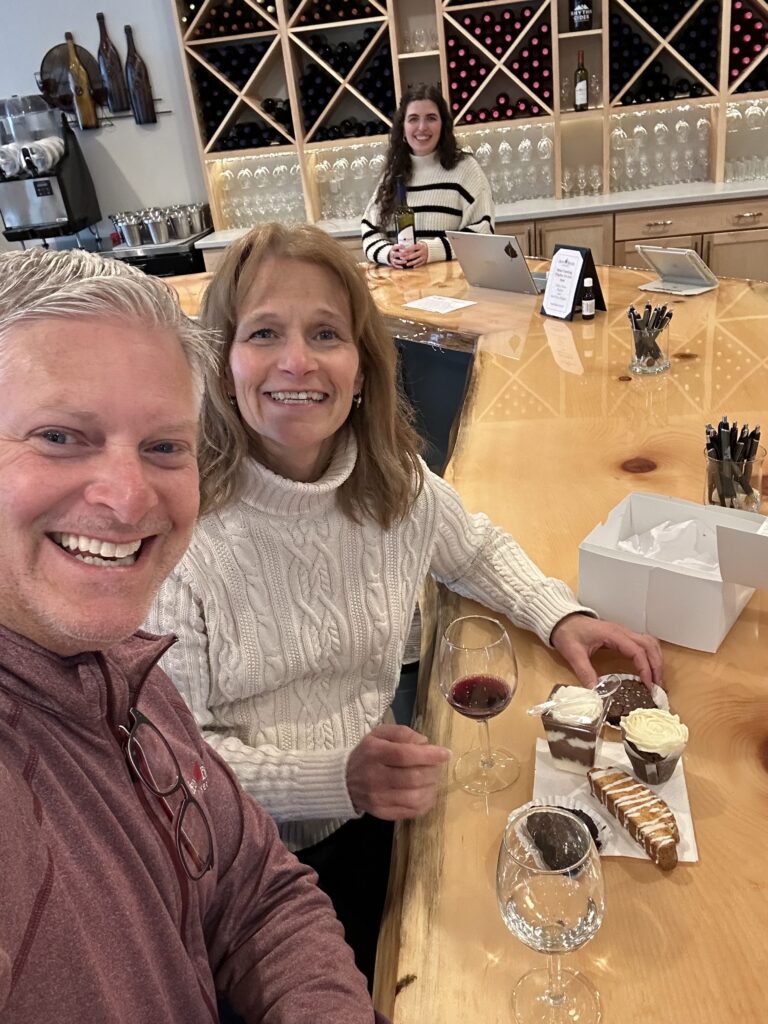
[621,708,688,784]
[541,685,606,775]
[588,766,679,870]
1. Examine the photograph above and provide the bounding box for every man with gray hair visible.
[0,248,387,1024]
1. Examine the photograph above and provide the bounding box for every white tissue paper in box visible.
[579,492,768,652]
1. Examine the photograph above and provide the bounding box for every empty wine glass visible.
[561,168,573,196]
[497,806,605,1024]
[653,121,670,146]
[588,164,602,194]
[499,139,514,165]
[576,164,588,195]
[413,27,428,52]
[683,148,696,181]
[439,615,519,795]
[610,125,627,152]
[589,71,601,105]
[475,141,493,168]
[537,136,553,161]
[745,103,763,130]
[675,118,691,144]
[696,116,711,142]
[517,135,533,162]
[632,122,648,148]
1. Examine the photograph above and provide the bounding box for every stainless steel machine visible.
[0,94,101,243]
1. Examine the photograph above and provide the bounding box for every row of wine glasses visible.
[439,615,605,1024]
[214,155,306,228]
[724,99,768,182]
[457,126,556,203]
[312,142,387,221]
[402,27,438,53]
[562,164,603,197]
[609,106,713,190]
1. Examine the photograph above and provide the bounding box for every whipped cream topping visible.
[621,708,688,757]
[549,685,602,726]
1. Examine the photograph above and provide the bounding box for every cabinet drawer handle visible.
[645,220,673,228]
[735,211,763,219]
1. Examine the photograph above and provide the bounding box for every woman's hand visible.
[388,243,410,269]
[550,613,663,691]
[346,724,451,819]
[402,241,429,268]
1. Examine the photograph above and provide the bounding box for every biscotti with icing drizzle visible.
[587,766,679,870]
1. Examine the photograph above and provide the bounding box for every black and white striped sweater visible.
[361,151,494,265]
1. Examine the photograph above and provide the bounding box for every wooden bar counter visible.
[166,261,768,1024]
[367,264,768,1024]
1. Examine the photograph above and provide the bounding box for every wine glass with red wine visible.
[439,615,519,795]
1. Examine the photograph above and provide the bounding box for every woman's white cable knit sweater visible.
[361,151,494,265]
[146,433,591,851]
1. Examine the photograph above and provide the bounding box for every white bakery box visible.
[578,492,768,653]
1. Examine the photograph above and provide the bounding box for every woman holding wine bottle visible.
[147,223,663,988]
[362,85,494,268]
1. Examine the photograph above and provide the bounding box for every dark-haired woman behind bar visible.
[361,84,494,269]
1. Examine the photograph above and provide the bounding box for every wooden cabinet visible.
[702,227,768,281]
[534,213,613,265]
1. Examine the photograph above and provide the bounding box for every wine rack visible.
[443,3,555,124]
[170,0,768,231]
[288,13,395,142]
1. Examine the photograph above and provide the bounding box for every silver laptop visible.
[447,231,547,294]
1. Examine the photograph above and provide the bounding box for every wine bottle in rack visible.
[125,25,157,124]
[569,1,593,32]
[65,32,99,130]
[96,12,130,114]
[574,49,588,110]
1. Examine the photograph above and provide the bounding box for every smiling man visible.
[0,248,385,1024]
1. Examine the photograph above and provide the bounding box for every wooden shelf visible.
[169,0,768,228]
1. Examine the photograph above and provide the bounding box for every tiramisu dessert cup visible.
[621,708,688,784]
[541,685,608,775]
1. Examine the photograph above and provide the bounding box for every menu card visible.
[540,247,584,320]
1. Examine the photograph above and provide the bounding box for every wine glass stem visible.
[479,719,494,769]
[546,953,565,1005]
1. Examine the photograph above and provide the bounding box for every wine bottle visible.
[581,277,595,320]
[394,182,414,247]
[569,1,593,32]
[97,12,130,113]
[125,25,157,124]
[65,32,98,130]
[574,49,588,110]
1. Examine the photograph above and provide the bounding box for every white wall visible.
[0,0,206,249]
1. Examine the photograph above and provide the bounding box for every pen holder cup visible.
[703,445,765,513]
[629,323,670,375]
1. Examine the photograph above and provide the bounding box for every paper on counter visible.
[532,738,698,863]
[403,295,476,314]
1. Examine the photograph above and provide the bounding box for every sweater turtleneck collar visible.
[411,151,440,170]
[237,431,358,517]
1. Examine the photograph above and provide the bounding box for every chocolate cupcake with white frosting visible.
[621,708,688,784]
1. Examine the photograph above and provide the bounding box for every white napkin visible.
[532,738,698,863]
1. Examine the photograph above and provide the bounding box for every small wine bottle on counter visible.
[65,32,98,130]
[574,49,588,110]
[97,12,130,113]
[394,180,415,247]
[581,277,595,320]
[124,25,157,124]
